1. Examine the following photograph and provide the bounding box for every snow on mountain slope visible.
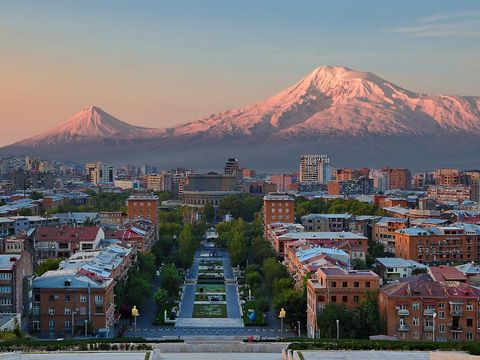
[17,106,162,146]
[171,66,480,138]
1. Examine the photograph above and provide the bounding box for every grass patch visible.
[200,260,223,266]
[193,304,227,318]
[196,284,226,293]
[195,293,226,301]
[243,300,266,326]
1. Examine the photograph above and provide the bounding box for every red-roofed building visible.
[429,266,467,282]
[33,226,104,260]
[379,275,480,341]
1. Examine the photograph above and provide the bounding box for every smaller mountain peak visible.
[81,105,101,113]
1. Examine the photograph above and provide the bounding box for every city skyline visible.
[1,0,480,146]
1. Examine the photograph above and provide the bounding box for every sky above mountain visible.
[1,0,479,146]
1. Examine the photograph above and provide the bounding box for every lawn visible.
[192,304,227,318]
[196,284,225,293]
[199,260,223,267]
[195,293,226,301]
[243,300,266,326]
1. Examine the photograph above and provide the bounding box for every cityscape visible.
[1,1,480,359]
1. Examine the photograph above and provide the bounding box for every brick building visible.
[306,267,380,338]
[379,274,480,341]
[382,168,412,190]
[262,194,295,232]
[126,194,159,224]
[395,226,478,265]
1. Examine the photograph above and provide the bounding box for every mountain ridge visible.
[2,66,480,170]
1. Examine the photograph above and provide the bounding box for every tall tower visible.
[299,155,331,184]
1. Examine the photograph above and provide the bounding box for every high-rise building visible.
[299,155,331,184]
[382,168,411,190]
[25,156,39,171]
[224,158,240,176]
[86,162,115,185]
[434,168,460,186]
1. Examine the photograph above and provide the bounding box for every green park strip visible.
[242,300,266,326]
[192,304,228,318]
[195,284,226,293]
[195,293,226,301]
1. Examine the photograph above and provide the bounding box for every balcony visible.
[424,325,434,332]
[423,309,436,316]
[398,324,409,332]
[397,309,409,316]
[450,326,463,333]
[450,309,463,317]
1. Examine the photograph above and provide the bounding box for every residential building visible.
[262,194,295,232]
[435,168,460,187]
[126,194,159,224]
[0,252,33,317]
[307,267,380,338]
[373,217,408,254]
[224,158,240,176]
[86,162,115,185]
[379,275,480,341]
[427,185,470,203]
[382,168,411,190]
[301,213,352,232]
[300,155,331,184]
[395,226,478,265]
[375,257,428,282]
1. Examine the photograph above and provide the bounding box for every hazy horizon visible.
[1,0,479,146]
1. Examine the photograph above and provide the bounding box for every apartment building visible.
[395,226,478,265]
[306,267,380,338]
[262,194,295,231]
[373,217,408,254]
[126,194,159,224]
[379,275,480,341]
[382,168,412,190]
[434,168,460,186]
[299,155,331,184]
[0,252,33,317]
[32,271,115,338]
[33,226,105,260]
[427,185,470,203]
[301,213,352,232]
[375,257,428,282]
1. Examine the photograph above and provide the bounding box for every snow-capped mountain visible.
[170,66,480,139]
[2,66,480,170]
[17,106,161,146]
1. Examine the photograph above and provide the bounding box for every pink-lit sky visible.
[1,0,479,146]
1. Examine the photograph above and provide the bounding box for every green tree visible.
[175,224,197,269]
[262,258,288,291]
[245,271,262,290]
[29,191,44,200]
[160,263,182,299]
[138,253,156,279]
[351,258,368,270]
[203,202,215,223]
[273,288,306,327]
[251,236,274,265]
[316,303,354,339]
[154,288,170,308]
[351,294,384,338]
[229,229,247,266]
[36,258,63,276]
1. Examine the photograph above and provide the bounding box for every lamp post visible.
[84,319,88,338]
[297,320,301,338]
[432,312,437,342]
[132,305,139,332]
[71,308,78,337]
[278,308,286,339]
[336,319,340,340]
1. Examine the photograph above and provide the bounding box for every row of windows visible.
[0,286,12,293]
[42,294,103,303]
[330,295,360,303]
[330,281,371,288]
[270,208,290,213]
[32,320,71,330]
[0,273,12,280]
[398,302,473,311]
[0,299,12,306]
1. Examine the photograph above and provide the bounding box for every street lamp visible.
[297,320,301,338]
[432,312,437,343]
[278,308,286,339]
[336,319,340,339]
[132,305,139,333]
[71,308,78,337]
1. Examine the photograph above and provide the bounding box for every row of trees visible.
[295,197,387,219]
[316,294,384,339]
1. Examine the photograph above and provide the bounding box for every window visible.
[412,317,419,326]
[32,306,40,315]
[453,333,459,340]
[94,295,103,303]
[467,332,473,341]
[467,303,473,311]
[354,282,359,288]
[80,295,87,303]
[32,321,40,330]
[0,273,12,280]
[65,294,71,302]
[64,308,71,315]
[467,318,473,327]
[412,332,419,339]
[412,302,419,311]
[365,281,370,288]
[34,293,40,302]
[438,311,445,319]
[331,296,337,303]
[438,302,445,309]
[80,306,87,315]
[64,320,71,330]
[48,307,55,315]
[439,324,445,333]
[331,281,337,288]
[0,286,12,293]
[48,320,55,330]
[342,296,348,303]
[342,282,347,288]
[353,296,359,303]
[0,299,12,306]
